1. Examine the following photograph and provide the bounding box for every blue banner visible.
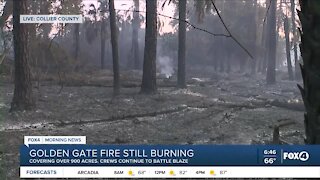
[20,145,320,166]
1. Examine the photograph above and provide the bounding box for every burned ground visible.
[0,69,304,179]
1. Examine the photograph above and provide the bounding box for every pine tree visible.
[284,17,294,80]
[266,0,277,84]
[109,0,120,95]
[290,0,299,80]
[10,0,35,111]
[298,0,320,144]
[100,0,108,69]
[132,0,140,69]
[177,0,187,88]
[141,0,158,94]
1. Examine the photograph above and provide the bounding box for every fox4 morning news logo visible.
[283,151,310,162]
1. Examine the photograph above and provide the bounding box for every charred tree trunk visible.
[250,0,258,75]
[220,0,226,73]
[275,0,282,54]
[261,0,270,74]
[266,0,277,84]
[262,22,268,74]
[259,18,267,73]
[177,0,187,88]
[109,0,120,95]
[291,0,299,80]
[10,0,35,111]
[73,24,80,61]
[298,0,320,144]
[284,17,294,80]
[101,20,106,69]
[132,0,140,69]
[141,0,157,94]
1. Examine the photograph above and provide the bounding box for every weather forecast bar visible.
[20,166,320,178]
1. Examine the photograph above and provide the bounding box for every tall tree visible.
[100,1,108,69]
[100,20,106,69]
[10,0,35,111]
[290,0,299,80]
[132,0,140,69]
[260,0,270,74]
[298,0,320,144]
[258,19,267,73]
[220,0,226,73]
[177,0,187,88]
[73,24,80,61]
[250,0,258,75]
[141,0,157,94]
[275,0,283,50]
[284,17,294,80]
[266,0,277,84]
[109,0,120,95]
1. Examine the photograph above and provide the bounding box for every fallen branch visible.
[269,99,304,111]
[59,82,177,88]
[52,105,188,127]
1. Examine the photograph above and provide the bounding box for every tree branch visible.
[116,5,253,59]
[114,8,230,38]
[263,0,272,24]
[210,0,253,59]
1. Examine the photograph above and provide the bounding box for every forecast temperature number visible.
[263,149,277,165]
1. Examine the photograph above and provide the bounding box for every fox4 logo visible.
[283,151,310,162]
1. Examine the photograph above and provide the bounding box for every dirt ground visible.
[0,69,305,179]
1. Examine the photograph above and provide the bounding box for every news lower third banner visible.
[20,136,320,178]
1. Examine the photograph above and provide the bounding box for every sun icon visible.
[210,170,215,175]
[128,170,133,176]
[169,170,175,176]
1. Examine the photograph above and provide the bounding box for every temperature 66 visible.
[264,157,276,164]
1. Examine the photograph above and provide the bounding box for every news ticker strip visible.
[20,136,320,178]
[20,166,320,178]
[21,144,320,166]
